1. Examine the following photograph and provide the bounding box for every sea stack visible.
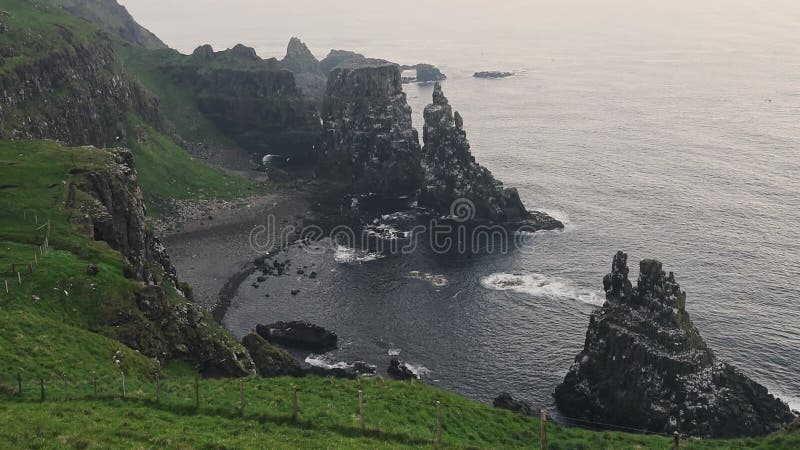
[419,83,562,229]
[555,251,795,438]
[319,62,422,197]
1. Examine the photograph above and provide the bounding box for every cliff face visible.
[319,63,422,197]
[555,252,795,438]
[420,83,562,229]
[78,148,255,377]
[50,0,168,49]
[0,35,165,147]
[159,44,321,163]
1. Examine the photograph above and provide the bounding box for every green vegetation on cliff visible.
[123,115,259,210]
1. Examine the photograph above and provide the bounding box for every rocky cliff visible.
[319,62,422,197]
[50,0,168,49]
[555,251,795,438]
[0,30,165,147]
[157,44,320,163]
[77,147,255,377]
[280,37,326,102]
[420,83,562,229]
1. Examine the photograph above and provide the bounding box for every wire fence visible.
[1,211,51,295]
[0,370,685,449]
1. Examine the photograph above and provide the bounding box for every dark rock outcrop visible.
[493,393,536,416]
[281,37,326,101]
[419,83,562,229]
[401,63,447,83]
[318,62,422,197]
[256,321,338,352]
[555,251,795,438]
[282,37,321,74]
[388,358,419,380]
[51,0,168,50]
[242,332,301,377]
[319,49,396,74]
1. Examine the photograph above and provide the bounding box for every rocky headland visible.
[555,251,796,437]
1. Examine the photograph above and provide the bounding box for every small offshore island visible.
[0,0,797,448]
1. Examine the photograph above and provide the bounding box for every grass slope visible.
[123,115,260,210]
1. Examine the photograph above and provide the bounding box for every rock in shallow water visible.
[388,358,419,380]
[493,392,536,416]
[256,321,338,352]
[554,251,796,438]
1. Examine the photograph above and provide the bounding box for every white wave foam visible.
[305,354,351,370]
[333,246,385,264]
[405,362,430,378]
[409,271,448,287]
[480,272,604,306]
[388,348,401,356]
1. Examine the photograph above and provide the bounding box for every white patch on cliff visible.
[480,272,604,306]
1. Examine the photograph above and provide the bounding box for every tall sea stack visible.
[420,83,562,229]
[555,251,795,438]
[319,62,422,197]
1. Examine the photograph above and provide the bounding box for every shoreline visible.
[156,181,312,312]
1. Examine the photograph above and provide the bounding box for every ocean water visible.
[127,0,800,412]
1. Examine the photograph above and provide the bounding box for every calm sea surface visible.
[130,0,800,412]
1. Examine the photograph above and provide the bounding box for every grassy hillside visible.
[48,0,167,49]
[123,115,260,210]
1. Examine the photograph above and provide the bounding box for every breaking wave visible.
[333,246,385,264]
[480,272,604,306]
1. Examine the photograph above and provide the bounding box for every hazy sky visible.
[119,0,800,59]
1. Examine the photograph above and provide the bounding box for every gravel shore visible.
[157,186,311,310]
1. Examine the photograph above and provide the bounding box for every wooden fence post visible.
[291,385,298,422]
[40,379,45,402]
[120,371,126,399]
[358,390,365,432]
[17,372,22,397]
[194,374,200,411]
[4,280,8,293]
[239,380,245,418]
[17,272,21,285]
[155,373,161,404]
[435,401,442,446]
[673,431,680,450]
[28,263,32,273]
[540,409,547,450]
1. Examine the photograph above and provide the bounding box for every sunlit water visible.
[131,0,800,412]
